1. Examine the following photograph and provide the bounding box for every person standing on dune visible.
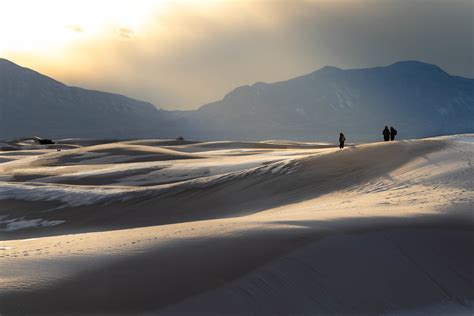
[339,132,346,149]
[390,126,397,141]
[383,126,390,142]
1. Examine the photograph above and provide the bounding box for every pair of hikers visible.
[383,126,397,141]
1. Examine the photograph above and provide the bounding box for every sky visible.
[1,0,472,109]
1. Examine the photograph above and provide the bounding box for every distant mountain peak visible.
[252,81,268,88]
[196,60,473,141]
[386,60,447,74]
[304,66,342,77]
[318,65,342,72]
[0,57,176,140]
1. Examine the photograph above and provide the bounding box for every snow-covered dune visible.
[0,135,472,314]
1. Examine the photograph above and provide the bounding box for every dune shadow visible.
[1,210,472,315]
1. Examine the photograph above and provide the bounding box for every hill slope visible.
[189,61,474,141]
[0,58,182,139]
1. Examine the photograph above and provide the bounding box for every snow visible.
[0,182,129,207]
[0,135,472,314]
[0,156,300,206]
[0,217,65,231]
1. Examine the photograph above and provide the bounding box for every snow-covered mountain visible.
[1,58,473,141]
[0,58,182,139]
[189,61,474,141]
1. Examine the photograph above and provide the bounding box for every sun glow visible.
[0,0,225,57]
[2,1,154,53]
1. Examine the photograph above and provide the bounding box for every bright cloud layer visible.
[1,0,472,109]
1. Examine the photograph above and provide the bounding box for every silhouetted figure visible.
[176,136,184,141]
[383,126,390,142]
[390,126,397,141]
[339,132,346,149]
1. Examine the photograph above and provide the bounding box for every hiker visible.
[339,132,346,149]
[390,126,397,141]
[383,126,390,142]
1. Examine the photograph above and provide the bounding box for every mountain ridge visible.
[1,58,473,141]
[0,58,184,139]
[190,60,473,141]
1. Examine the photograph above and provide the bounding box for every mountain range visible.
[0,58,182,140]
[1,58,473,141]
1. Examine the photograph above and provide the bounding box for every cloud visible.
[118,27,134,39]
[9,0,473,110]
[66,24,83,33]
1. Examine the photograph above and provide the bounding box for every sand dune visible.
[0,135,473,314]
[164,140,335,155]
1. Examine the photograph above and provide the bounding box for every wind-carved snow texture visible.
[0,158,299,207]
[0,182,129,207]
[0,216,65,232]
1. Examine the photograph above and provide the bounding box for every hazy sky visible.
[1,0,472,109]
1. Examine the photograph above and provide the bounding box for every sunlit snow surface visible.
[0,139,309,232]
[0,135,473,315]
